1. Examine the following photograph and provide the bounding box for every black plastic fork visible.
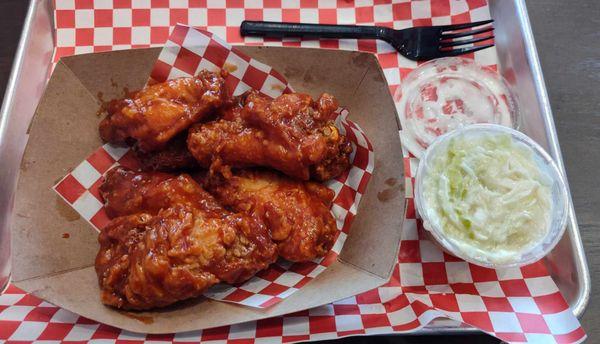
[240,20,494,61]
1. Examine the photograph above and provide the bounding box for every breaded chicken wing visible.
[187,91,352,181]
[99,70,226,152]
[95,210,219,310]
[133,133,198,172]
[96,167,277,310]
[204,169,338,262]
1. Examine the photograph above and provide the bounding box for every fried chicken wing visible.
[99,167,172,218]
[96,167,277,310]
[95,210,220,310]
[187,91,353,181]
[133,133,199,172]
[99,70,227,152]
[205,169,338,262]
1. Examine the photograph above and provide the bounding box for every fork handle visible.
[240,20,386,40]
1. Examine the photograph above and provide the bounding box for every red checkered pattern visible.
[52,0,501,96]
[53,25,375,309]
[1,0,585,343]
[150,25,293,97]
[150,25,291,98]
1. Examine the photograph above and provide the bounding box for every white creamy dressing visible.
[422,133,552,264]
[397,58,515,157]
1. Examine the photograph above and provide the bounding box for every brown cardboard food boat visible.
[11,46,405,333]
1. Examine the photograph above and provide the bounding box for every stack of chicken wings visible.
[96,70,353,310]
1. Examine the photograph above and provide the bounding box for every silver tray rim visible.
[507,0,590,318]
[0,0,590,335]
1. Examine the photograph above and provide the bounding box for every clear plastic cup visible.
[395,57,519,158]
[414,124,569,268]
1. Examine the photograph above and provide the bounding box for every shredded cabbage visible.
[423,133,552,263]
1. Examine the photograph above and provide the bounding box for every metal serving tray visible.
[0,0,590,335]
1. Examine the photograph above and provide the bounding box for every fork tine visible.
[441,26,494,40]
[438,44,495,57]
[440,35,494,48]
[440,19,493,32]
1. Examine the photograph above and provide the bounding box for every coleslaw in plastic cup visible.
[414,124,568,268]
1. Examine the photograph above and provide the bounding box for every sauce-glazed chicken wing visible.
[132,133,199,172]
[99,70,226,152]
[96,209,219,310]
[205,169,337,262]
[187,91,353,181]
[96,167,277,310]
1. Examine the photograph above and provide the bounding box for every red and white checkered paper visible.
[53,25,375,309]
[1,0,585,343]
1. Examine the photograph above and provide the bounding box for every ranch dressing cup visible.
[396,57,519,158]
[414,124,568,268]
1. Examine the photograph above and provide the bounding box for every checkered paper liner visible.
[1,0,586,343]
[149,25,294,98]
[52,25,375,309]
